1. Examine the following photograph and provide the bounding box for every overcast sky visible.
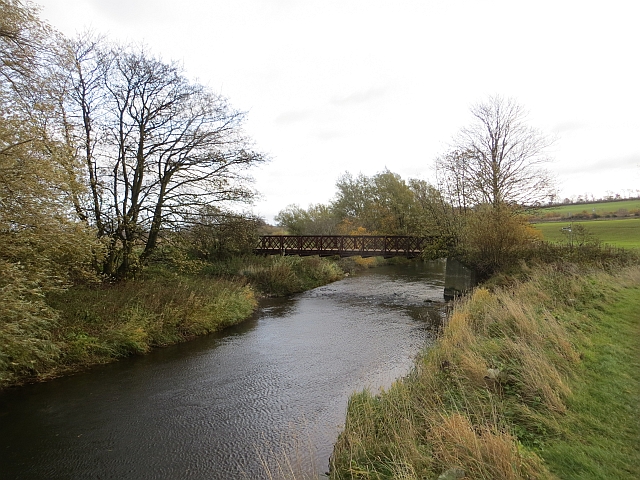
[36,0,640,223]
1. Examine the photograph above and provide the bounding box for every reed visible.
[241,255,344,296]
[44,275,257,371]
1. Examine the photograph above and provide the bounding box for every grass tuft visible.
[43,275,258,374]
[330,263,640,479]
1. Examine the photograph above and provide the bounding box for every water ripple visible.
[0,261,447,479]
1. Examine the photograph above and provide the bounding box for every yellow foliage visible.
[430,413,539,480]
[461,205,541,275]
[351,226,369,235]
[353,256,378,268]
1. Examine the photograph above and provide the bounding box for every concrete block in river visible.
[443,258,476,300]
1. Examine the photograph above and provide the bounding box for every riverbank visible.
[0,255,346,389]
[1,259,445,480]
[330,262,640,479]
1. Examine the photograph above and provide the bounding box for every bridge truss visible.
[255,235,431,258]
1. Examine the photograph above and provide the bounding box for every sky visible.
[36,0,640,223]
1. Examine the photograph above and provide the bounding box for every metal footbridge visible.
[255,235,432,258]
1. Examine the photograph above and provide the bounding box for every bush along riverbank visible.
[0,254,345,389]
[330,261,640,479]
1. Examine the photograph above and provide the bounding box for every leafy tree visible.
[331,172,374,229]
[438,95,555,209]
[277,170,456,238]
[331,170,418,235]
[408,178,460,257]
[368,170,416,234]
[1,0,101,382]
[274,204,307,235]
[274,203,339,235]
[1,0,46,84]
[1,0,99,286]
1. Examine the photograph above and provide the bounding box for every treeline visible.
[0,1,562,298]
[275,171,450,237]
[557,192,640,205]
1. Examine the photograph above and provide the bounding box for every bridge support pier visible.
[444,258,476,301]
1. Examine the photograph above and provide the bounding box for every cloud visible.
[330,87,387,107]
[553,153,640,174]
[589,153,640,171]
[552,121,587,134]
[316,130,343,141]
[274,109,315,125]
[88,0,168,24]
[273,87,387,127]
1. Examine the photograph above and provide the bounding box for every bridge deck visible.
[255,235,430,258]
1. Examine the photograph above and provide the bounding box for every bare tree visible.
[57,32,109,228]
[184,206,264,260]
[438,95,555,209]
[434,149,474,213]
[60,38,266,277]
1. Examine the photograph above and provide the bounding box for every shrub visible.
[458,205,542,277]
[0,261,62,387]
[242,255,343,296]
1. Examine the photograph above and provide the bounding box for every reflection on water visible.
[0,260,447,479]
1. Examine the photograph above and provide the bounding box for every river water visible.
[0,260,447,479]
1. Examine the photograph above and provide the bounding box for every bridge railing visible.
[255,235,430,258]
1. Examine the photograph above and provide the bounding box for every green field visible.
[536,199,640,218]
[533,218,640,249]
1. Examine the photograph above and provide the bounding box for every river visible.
[0,260,448,479]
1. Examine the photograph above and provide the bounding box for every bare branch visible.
[438,95,555,209]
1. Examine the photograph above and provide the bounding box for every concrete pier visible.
[444,258,476,300]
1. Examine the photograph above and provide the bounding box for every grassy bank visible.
[539,282,640,478]
[0,275,257,388]
[532,199,640,221]
[533,218,640,249]
[0,255,345,389]
[330,262,640,479]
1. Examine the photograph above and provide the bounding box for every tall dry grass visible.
[241,255,344,296]
[2,275,257,386]
[330,264,640,479]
